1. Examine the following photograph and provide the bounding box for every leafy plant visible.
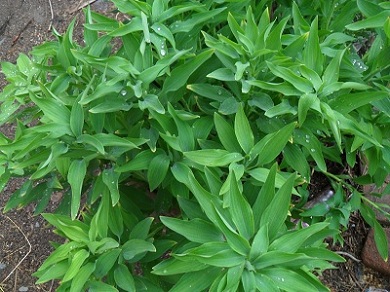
[1,0,390,290]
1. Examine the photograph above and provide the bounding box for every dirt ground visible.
[0,1,390,291]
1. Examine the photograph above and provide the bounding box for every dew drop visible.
[310,148,316,152]
[218,90,222,95]
[160,49,166,56]
[121,90,127,96]
[157,27,161,31]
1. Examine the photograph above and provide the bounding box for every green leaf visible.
[89,188,110,241]
[234,104,254,154]
[35,261,69,284]
[229,173,255,239]
[207,68,235,81]
[176,242,245,267]
[330,91,389,114]
[184,149,243,167]
[139,94,165,114]
[77,134,106,155]
[304,17,323,74]
[295,129,327,172]
[269,222,329,253]
[170,268,221,292]
[94,133,141,149]
[162,49,214,96]
[102,168,121,206]
[58,18,77,69]
[253,251,311,270]
[260,173,295,240]
[249,224,269,260]
[129,217,154,240]
[43,214,89,243]
[29,90,71,127]
[70,262,95,292]
[252,163,277,229]
[374,222,389,261]
[266,62,313,93]
[152,258,208,275]
[67,159,87,220]
[251,122,296,165]
[87,281,119,292]
[116,150,156,172]
[262,268,320,292]
[283,143,310,179]
[214,113,242,153]
[346,10,390,30]
[122,239,156,261]
[147,153,170,191]
[248,80,301,96]
[242,270,256,292]
[255,273,278,292]
[161,216,224,243]
[114,264,136,292]
[298,93,318,126]
[70,101,84,137]
[108,204,124,239]
[62,249,90,283]
[94,248,121,278]
[168,104,195,152]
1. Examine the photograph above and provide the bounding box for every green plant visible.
[1,0,390,290]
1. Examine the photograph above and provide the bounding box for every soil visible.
[0,1,389,291]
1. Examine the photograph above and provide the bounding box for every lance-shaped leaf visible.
[269,222,329,253]
[122,239,156,261]
[214,113,242,153]
[266,62,313,93]
[62,249,90,283]
[102,168,121,206]
[152,258,208,275]
[252,163,277,229]
[70,101,84,137]
[161,217,224,243]
[234,104,254,154]
[304,17,323,74]
[70,262,95,292]
[184,149,243,167]
[260,173,295,240]
[68,159,87,220]
[251,122,296,165]
[229,173,255,240]
[147,153,170,191]
[161,49,214,95]
[114,264,136,292]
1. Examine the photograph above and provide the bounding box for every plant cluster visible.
[1,0,390,291]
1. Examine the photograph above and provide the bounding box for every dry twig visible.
[70,0,98,14]
[48,0,54,31]
[0,216,32,285]
[335,251,361,262]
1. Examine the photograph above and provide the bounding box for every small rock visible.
[18,287,28,292]
[362,228,390,276]
[0,262,6,270]
[365,288,389,292]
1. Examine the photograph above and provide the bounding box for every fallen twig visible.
[48,0,54,31]
[335,251,361,262]
[70,0,98,14]
[0,216,32,285]
[11,20,32,47]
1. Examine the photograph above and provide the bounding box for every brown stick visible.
[11,20,32,47]
[69,0,98,14]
